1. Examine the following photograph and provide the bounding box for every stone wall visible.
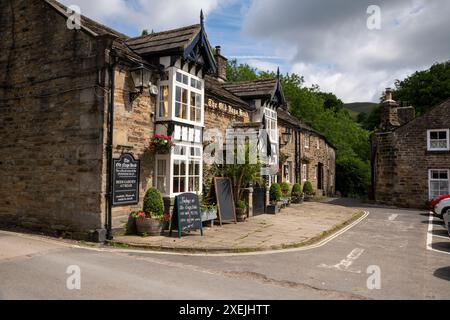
[278,120,336,196]
[0,0,110,239]
[300,131,336,196]
[109,65,156,227]
[373,100,450,208]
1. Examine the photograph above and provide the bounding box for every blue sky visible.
[61,0,450,103]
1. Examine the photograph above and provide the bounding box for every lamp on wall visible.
[281,128,292,145]
[130,66,152,102]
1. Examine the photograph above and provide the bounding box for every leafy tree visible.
[141,29,149,36]
[394,61,450,116]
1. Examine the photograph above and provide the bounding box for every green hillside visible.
[345,102,378,115]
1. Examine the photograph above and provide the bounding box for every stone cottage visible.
[0,0,336,240]
[371,89,450,208]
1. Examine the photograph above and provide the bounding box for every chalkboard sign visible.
[214,178,237,225]
[170,193,204,239]
[112,153,140,206]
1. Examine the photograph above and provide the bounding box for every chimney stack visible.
[380,88,400,131]
[214,45,228,83]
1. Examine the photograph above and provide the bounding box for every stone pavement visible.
[112,201,364,253]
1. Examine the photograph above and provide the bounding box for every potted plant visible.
[303,181,314,202]
[235,200,248,222]
[280,182,291,207]
[267,183,282,214]
[149,134,174,154]
[291,183,304,204]
[135,188,165,236]
[200,200,218,225]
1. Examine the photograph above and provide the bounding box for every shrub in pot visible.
[291,183,304,204]
[303,181,314,201]
[280,182,291,207]
[136,188,165,236]
[267,183,282,214]
[235,200,248,222]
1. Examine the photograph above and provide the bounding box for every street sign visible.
[112,153,140,206]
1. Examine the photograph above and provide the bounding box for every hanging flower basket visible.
[150,134,174,154]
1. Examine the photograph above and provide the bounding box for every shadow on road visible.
[422,220,445,226]
[432,229,450,238]
[434,266,450,281]
[432,242,450,253]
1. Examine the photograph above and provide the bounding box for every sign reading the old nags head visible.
[112,153,140,206]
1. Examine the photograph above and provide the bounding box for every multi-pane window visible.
[156,159,167,194]
[173,160,187,194]
[190,92,202,123]
[175,87,189,120]
[158,85,169,118]
[304,135,310,149]
[265,109,278,142]
[429,170,449,199]
[316,137,320,149]
[428,129,449,151]
[188,160,201,192]
[302,164,308,181]
[174,70,203,124]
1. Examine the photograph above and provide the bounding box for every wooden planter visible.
[136,217,163,236]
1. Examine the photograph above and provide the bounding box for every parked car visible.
[444,209,450,237]
[434,198,450,220]
[428,194,450,210]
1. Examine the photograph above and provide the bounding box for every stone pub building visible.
[0,0,335,240]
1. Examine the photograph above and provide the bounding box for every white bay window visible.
[155,67,205,197]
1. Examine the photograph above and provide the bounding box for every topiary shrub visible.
[292,183,302,196]
[143,188,165,220]
[303,181,314,195]
[269,183,282,202]
[280,182,291,197]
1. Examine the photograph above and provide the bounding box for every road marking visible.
[319,248,365,274]
[426,212,450,255]
[388,214,398,221]
[0,211,370,257]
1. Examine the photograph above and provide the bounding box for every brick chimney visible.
[380,88,400,131]
[214,46,228,82]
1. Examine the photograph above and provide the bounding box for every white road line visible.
[0,211,371,257]
[388,214,398,221]
[426,211,450,255]
[319,248,365,274]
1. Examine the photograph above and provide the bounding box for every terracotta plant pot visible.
[136,217,163,236]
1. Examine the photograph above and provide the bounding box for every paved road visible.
[0,200,449,300]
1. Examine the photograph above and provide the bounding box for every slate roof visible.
[125,25,202,56]
[222,78,279,99]
[204,76,253,111]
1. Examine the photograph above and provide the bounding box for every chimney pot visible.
[215,46,221,55]
[385,88,393,101]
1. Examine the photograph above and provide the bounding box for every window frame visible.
[173,69,204,126]
[428,169,450,199]
[304,134,310,149]
[427,129,450,151]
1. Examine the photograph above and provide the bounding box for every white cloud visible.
[60,0,231,33]
[242,0,450,102]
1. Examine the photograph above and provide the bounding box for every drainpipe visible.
[106,52,117,241]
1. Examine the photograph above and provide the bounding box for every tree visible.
[394,61,450,116]
[141,29,149,36]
